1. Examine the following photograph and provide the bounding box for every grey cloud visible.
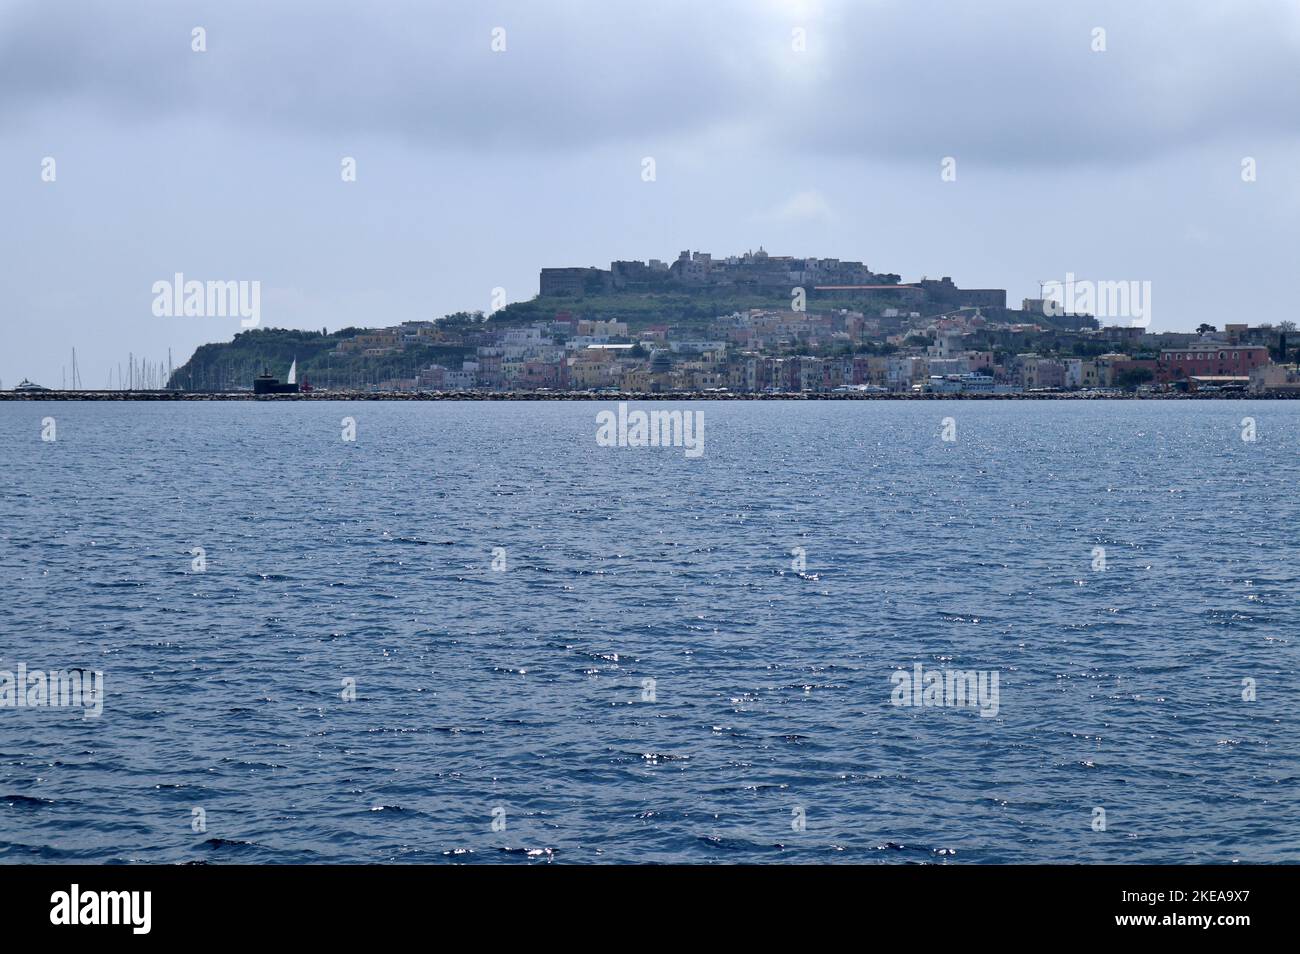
[803,1,1300,165]
[4,1,1298,164]
[0,0,772,151]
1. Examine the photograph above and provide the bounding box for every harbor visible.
[0,388,1287,401]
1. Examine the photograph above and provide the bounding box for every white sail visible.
[287,359,297,385]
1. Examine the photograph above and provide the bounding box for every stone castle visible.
[540,247,1007,311]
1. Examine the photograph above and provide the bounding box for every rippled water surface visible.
[1,400,1297,863]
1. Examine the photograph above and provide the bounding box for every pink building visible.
[1157,346,1269,383]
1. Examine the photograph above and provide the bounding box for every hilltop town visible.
[164,249,1300,396]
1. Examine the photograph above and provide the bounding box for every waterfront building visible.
[1157,346,1270,383]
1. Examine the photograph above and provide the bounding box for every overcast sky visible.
[3,0,1299,386]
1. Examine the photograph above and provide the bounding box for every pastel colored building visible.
[1157,346,1269,383]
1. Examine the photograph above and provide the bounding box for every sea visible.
[1,400,1296,864]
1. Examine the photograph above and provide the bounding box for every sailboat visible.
[286,359,297,386]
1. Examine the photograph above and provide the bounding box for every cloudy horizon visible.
[4,0,1300,386]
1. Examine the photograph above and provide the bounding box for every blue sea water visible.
[0,400,1296,864]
